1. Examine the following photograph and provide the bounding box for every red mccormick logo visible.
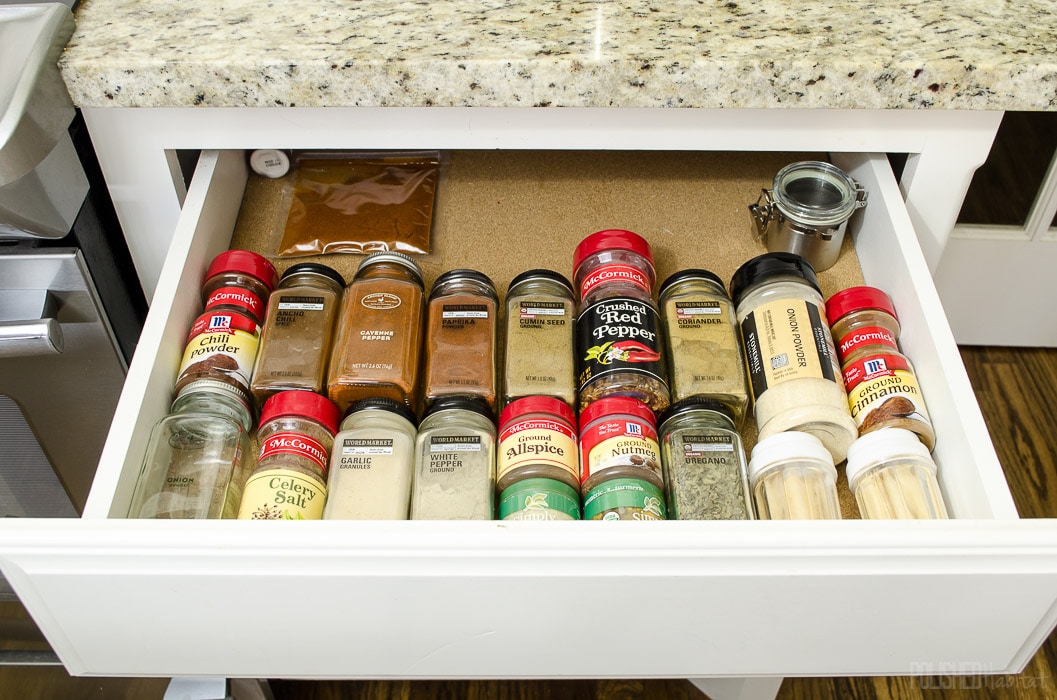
[206,286,263,315]
[259,433,329,471]
[580,264,650,297]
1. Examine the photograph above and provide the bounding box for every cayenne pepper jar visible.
[327,252,426,413]
[573,229,669,413]
[201,249,278,326]
[825,286,936,451]
[250,263,345,407]
[496,396,579,492]
[578,396,663,495]
[237,390,340,520]
[423,269,499,411]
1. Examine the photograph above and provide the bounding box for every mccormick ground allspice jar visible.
[496,396,579,492]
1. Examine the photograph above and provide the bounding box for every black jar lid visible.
[342,397,418,428]
[657,396,736,432]
[507,269,574,295]
[729,252,821,307]
[280,262,346,289]
[429,269,497,301]
[657,268,728,300]
[421,395,494,424]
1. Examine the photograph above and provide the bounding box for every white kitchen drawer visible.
[3,148,1057,681]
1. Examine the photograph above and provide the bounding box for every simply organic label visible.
[739,299,840,398]
[497,419,578,481]
[237,469,326,520]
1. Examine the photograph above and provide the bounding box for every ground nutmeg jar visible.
[578,396,663,495]
[237,390,340,520]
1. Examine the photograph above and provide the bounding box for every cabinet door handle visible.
[0,318,63,357]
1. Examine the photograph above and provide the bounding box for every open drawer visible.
[3,148,1057,681]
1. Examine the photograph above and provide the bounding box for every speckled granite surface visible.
[59,0,1057,109]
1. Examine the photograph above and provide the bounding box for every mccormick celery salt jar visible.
[503,269,577,408]
[730,252,857,463]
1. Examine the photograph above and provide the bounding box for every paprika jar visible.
[730,252,856,463]
[201,249,278,326]
[237,390,340,520]
[496,396,579,493]
[826,286,936,451]
[502,269,577,408]
[573,229,670,412]
[327,252,425,413]
[423,269,499,411]
[250,262,345,407]
[578,396,663,495]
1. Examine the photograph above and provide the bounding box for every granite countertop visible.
[59,0,1057,110]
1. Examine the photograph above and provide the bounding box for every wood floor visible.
[2,345,1055,699]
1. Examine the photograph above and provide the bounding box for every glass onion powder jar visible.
[730,252,857,463]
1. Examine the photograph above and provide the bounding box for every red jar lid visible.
[206,250,279,291]
[825,286,898,323]
[578,396,656,432]
[260,390,340,435]
[573,229,653,270]
[499,396,576,428]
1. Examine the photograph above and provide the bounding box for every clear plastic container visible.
[845,428,949,519]
[747,431,841,520]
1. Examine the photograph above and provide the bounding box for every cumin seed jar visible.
[496,396,579,492]
[578,396,663,495]
[747,431,841,520]
[251,263,345,407]
[658,269,749,426]
[730,252,857,463]
[503,270,576,407]
[844,427,948,519]
[424,269,499,411]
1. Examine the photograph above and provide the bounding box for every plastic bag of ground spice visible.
[274,151,441,257]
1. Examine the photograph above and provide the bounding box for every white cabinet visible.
[3,107,1057,683]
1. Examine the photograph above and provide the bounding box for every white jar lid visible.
[248,149,291,178]
[747,430,836,483]
[845,427,936,486]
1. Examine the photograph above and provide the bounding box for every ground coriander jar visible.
[844,428,948,519]
[658,269,749,426]
[410,396,497,520]
[423,269,499,411]
[327,252,425,413]
[201,249,278,326]
[496,396,579,492]
[324,398,418,520]
[657,397,752,520]
[128,379,253,519]
[250,263,345,407]
[583,478,667,521]
[573,229,670,412]
[730,252,857,463]
[503,270,577,407]
[499,478,581,521]
[747,431,841,520]
[578,396,663,495]
[237,390,340,520]
[826,286,936,451]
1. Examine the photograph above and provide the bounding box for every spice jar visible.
[128,379,253,519]
[201,249,278,326]
[826,286,936,451]
[174,308,262,398]
[499,478,581,521]
[410,396,497,520]
[730,252,857,463]
[578,396,663,495]
[237,390,339,520]
[324,398,418,520]
[327,252,425,413]
[496,396,579,493]
[423,269,499,411]
[250,263,345,407]
[658,269,749,426]
[573,229,670,412]
[657,397,752,521]
[845,428,948,519]
[503,269,577,407]
[747,431,841,520]
[583,478,667,521]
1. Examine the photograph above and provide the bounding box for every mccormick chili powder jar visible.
[202,249,278,326]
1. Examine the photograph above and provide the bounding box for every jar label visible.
[576,297,665,392]
[277,295,326,312]
[680,434,735,456]
[361,292,402,310]
[205,285,265,320]
[341,438,395,456]
[579,418,661,486]
[583,479,666,520]
[843,353,932,431]
[442,304,489,319]
[237,468,326,519]
[519,301,567,319]
[664,297,743,399]
[740,299,840,398]
[258,432,330,472]
[580,264,651,298]
[498,418,578,482]
[837,324,899,358]
[499,487,580,521]
[176,311,260,392]
[429,435,482,452]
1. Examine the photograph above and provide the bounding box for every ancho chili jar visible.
[573,229,669,413]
